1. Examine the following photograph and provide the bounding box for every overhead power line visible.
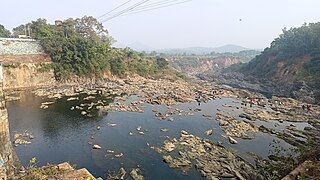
[133,0,179,11]
[98,0,133,19]
[121,0,192,16]
[101,0,150,23]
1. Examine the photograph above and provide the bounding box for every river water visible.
[7,92,300,179]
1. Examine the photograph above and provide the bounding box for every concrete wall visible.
[0,38,43,55]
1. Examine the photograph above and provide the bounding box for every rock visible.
[163,141,175,152]
[81,111,87,115]
[108,167,126,180]
[205,129,213,136]
[107,123,117,127]
[115,153,123,158]
[93,144,102,149]
[130,168,144,180]
[40,104,49,109]
[239,113,253,121]
[221,172,235,178]
[203,114,212,117]
[129,132,133,136]
[107,150,114,153]
[160,128,169,132]
[138,131,145,135]
[118,167,126,180]
[181,130,188,135]
[228,136,238,144]
[219,120,229,126]
[163,155,174,164]
[97,126,101,130]
[67,97,78,101]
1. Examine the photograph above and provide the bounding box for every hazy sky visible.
[1,0,320,49]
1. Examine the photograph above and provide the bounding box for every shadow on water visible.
[6,92,295,179]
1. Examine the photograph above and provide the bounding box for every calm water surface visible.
[7,92,300,179]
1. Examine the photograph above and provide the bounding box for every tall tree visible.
[0,24,11,37]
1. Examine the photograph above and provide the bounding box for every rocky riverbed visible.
[6,74,320,179]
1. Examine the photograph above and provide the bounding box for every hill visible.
[156,44,249,55]
[213,44,249,53]
[239,22,320,102]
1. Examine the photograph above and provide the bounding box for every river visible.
[7,92,300,179]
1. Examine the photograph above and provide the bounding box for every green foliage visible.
[15,17,114,79]
[110,58,126,77]
[37,63,54,73]
[0,24,11,37]
[156,57,169,69]
[3,63,20,69]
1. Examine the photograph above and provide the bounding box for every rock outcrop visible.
[0,81,18,179]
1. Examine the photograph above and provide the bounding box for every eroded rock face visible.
[0,83,19,178]
[156,131,261,179]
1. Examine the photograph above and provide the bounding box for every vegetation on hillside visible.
[12,17,176,80]
[241,22,320,87]
[0,24,11,38]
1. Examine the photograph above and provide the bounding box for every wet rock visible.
[67,97,79,101]
[130,168,144,180]
[93,144,102,149]
[216,113,258,139]
[205,129,213,136]
[40,104,49,109]
[156,132,260,179]
[163,141,175,152]
[118,168,126,179]
[108,167,126,180]
[107,123,117,127]
[239,113,253,121]
[160,128,169,132]
[228,136,238,144]
[81,111,87,115]
[13,131,34,146]
[203,114,212,117]
[181,130,188,135]
[115,153,123,158]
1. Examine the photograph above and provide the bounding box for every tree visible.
[156,57,169,69]
[110,58,126,76]
[0,24,11,37]
[12,24,27,37]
